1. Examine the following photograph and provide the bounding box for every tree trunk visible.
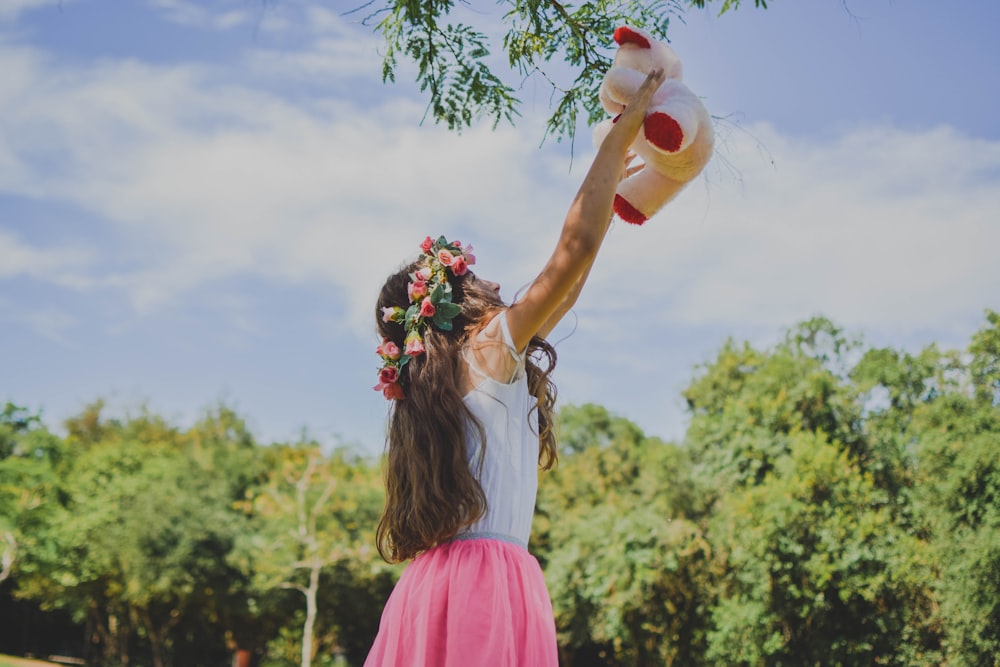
[232,648,253,667]
[106,611,130,667]
[149,630,166,667]
[0,531,15,584]
[86,605,111,663]
[139,608,169,667]
[300,564,321,667]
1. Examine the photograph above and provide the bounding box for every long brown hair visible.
[374,259,558,563]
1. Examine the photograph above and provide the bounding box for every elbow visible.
[561,291,581,314]
[561,224,602,263]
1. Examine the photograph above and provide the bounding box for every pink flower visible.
[407,280,428,302]
[437,249,454,266]
[374,366,405,399]
[382,382,405,400]
[451,255,468,276]
[405,335,425,356]
[382,306,402,323]
[420,297,436,318]
[376,339,401,360]
[463,245,476,265]
[453,240,462,248]
[414,267,433,282]
[420,236,434,253]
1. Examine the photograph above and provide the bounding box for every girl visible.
[365,68,666,666]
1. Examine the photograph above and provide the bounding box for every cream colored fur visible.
[593,26,714,224]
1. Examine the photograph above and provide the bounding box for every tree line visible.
[2,311,998,666]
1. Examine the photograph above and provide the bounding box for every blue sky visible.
[2,0,999,454]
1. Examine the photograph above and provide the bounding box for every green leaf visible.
[432,313,454,331]
[436,302,461,319]
[404,303,420,325]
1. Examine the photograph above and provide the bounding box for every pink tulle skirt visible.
[364,537,558,666]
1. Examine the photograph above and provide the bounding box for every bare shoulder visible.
[464,311,522,386]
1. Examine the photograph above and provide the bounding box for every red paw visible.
[614,194,647,225]
[645,112,683,153]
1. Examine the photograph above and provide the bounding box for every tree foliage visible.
[237,443,384,667]
[0,404,388,667]
[2,310,999,666]
[535,312,999,667]
[536,404,712,665]
[0,403,63,587]
[359,0,767,140]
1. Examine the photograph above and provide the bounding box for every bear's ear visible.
[614,26,651,49]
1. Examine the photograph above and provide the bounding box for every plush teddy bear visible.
[593,25,714,225]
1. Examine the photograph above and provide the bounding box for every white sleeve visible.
[464,310,526,385]
[496,310,527,360]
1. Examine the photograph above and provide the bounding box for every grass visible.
[0,656,61,667]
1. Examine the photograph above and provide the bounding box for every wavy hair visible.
[374,259,558,563]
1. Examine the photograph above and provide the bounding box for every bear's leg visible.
[643,81,704,155]
[615,166,685,225]
[614,194,649,225]
[644,112,684,153]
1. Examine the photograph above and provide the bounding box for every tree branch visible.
[0,531,16,584]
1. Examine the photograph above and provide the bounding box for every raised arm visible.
[506,69,665,351]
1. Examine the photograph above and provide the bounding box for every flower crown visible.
[374,235,476,400]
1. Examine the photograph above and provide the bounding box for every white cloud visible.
[2,3,998,453]
[0,229,95,283]
[146,0,255,30]
[144,0,376,37]
[584,121,1000,343]
[14,308,78,344]
[0,19,997,355]
[234,5,399,99]
[0,0,68,21]
[0,35,573,330]
[246,33,384,82]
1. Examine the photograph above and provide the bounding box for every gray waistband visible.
[450,530,528,550]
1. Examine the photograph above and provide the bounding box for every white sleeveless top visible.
[457,312,539,548]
